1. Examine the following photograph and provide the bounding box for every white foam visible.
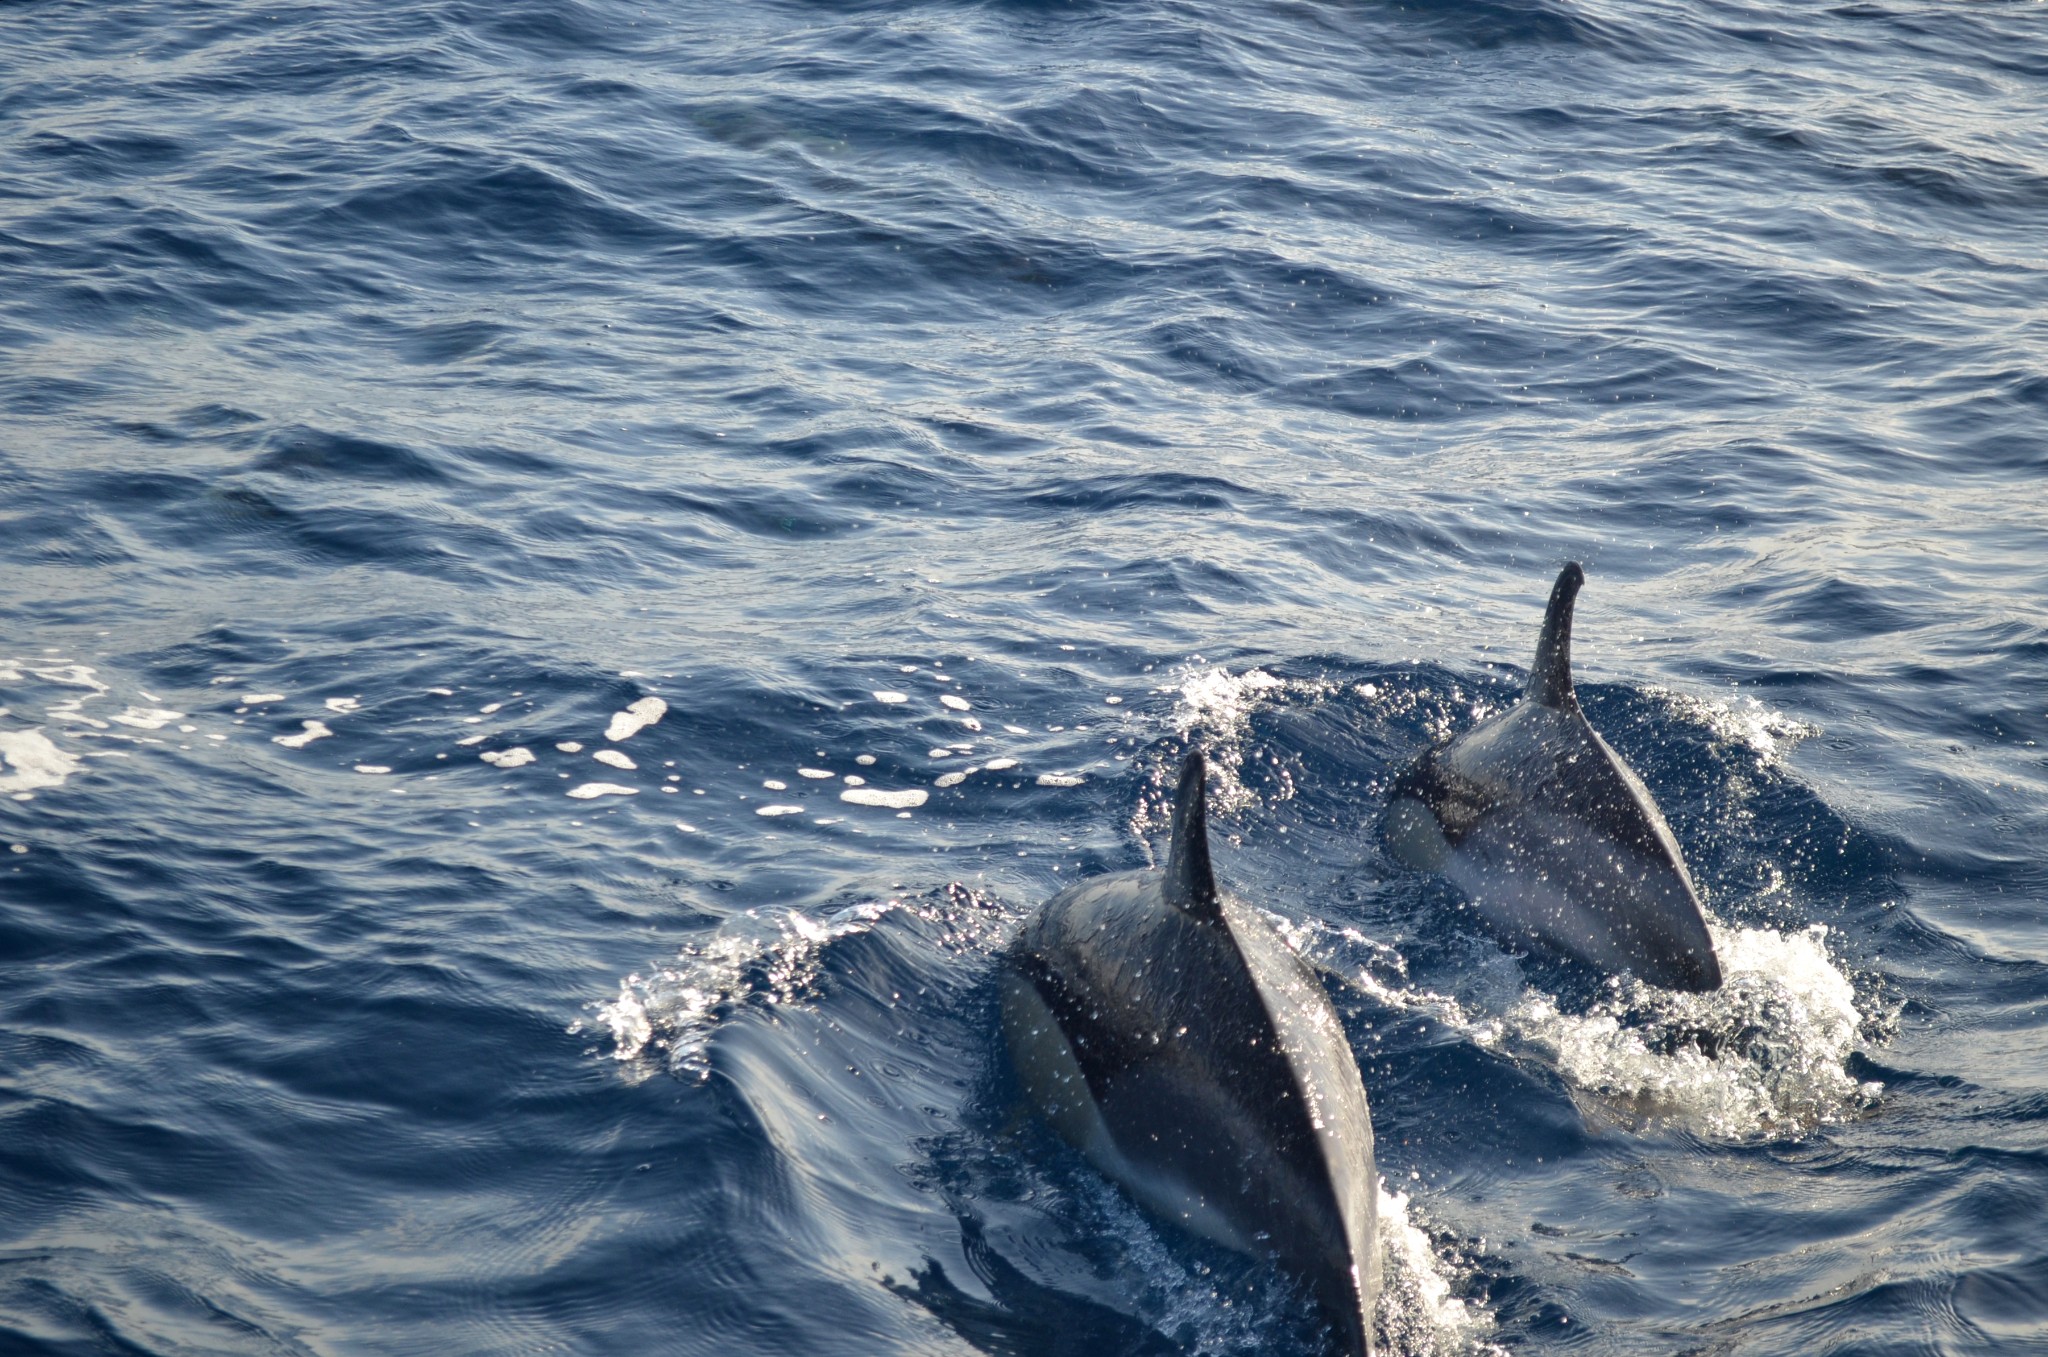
[0,730,82,793]
[1340,918,1878,1141]
[1648,686,1817,768]
[325,696,361,714]
[567,782,638,799]
[873,690,908,704]
[242,692,284,705]
[940,694,970,711]
[273,720,332,749]
[934,771,967,788]
[1374,1186,1503,1356]
[985,758,1018,770]
[1168,665,1318,811]
[798,767,834,779]
[595,749,637,771]
[557,741,585,753]
[1491,923,1878,1138]
[110,706,183,730]
[480,747,534,768]
[354,765,391,775]
[840,786,926,809]
[756,804,804,816]
[760,777,786,790]
[1036,772,1084,787]
[591,900,896,1077]
[605,696,667,741]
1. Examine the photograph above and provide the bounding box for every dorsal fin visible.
[1529,562,1585,709]
[1163,750,1222,921]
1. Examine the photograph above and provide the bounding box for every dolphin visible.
[1002,751,1379,1357]
[1380,562,1723,992]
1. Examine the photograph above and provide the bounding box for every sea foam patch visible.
[0,729,82,795]
[606,696,667,741]
[841,786,926,809]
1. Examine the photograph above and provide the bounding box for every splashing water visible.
[1339,919,1879,1141]
[1072,1158,1498,1357]
[587,900,897,1079]
[1375,1185,1504,1357]
[1494,923,1879,1138]
[1166,666,1311,812]
[1646,685,1820,770]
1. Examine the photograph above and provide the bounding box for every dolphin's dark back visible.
[1005,753,1378,1356]
[1381,563,1723,992]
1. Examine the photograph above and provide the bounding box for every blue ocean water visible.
[3,0,2046,1352]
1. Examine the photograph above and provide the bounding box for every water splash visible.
[1375,1185,1504,1357]
[1646,685,1819,769]
[1166,665,1316,813]
[587,900,897,1079]
[1494,923,1879,1138]
[1339,919,1878,1141]
[1069,1161,1498,1357]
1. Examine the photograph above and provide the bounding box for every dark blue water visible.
[4,1,2045,1352]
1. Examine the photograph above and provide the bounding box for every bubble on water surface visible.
[567,782,637,800]
[1374,1185,1504,1357]
[111,706,184,729]
[0,730,81,794]
[274,720,332,748]
[841,786,927,809]
[605,696,666,741]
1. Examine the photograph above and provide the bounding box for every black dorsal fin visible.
[1163,750,1222,921]
[1529,562,1585,709]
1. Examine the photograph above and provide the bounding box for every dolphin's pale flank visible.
[1381,563,1723,993]
[1003,751,1380,1357]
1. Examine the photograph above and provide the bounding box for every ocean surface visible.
[3,1,2046,1353]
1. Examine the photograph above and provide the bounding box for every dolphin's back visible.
[1005,755,1377,1355]
[1382,564,1723,992]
